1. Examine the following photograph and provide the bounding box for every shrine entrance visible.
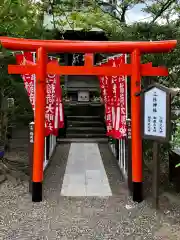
[0,37,177,202]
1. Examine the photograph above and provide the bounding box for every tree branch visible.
[150,0,176,24]
[95,0,125,23]
[48,0,56,29]
[120,4,128,23]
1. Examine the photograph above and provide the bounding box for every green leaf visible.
[175,163,180,168]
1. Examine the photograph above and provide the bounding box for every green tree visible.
[0,0,40,37]
[0,0,48,148]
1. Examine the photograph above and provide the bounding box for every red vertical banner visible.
[15,52,35,112]
[99,62,113,136]
[98,54,127,139]
[45,58,57,136]
[107,58,118,137]
[53,68,64,136]
[15,53,64,136]
[114,55,127,138]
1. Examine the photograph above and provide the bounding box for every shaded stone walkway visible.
[1,143,180,239]
[61,143,112,197]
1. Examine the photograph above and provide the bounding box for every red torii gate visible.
[0,37,177,202]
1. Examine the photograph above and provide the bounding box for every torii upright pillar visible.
[32,47,47,201]
[131,49,142,202]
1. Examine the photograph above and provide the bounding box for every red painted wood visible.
[0,37,177,53]
[8,63,168,76]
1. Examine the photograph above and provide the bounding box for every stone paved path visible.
[61,143,112,197]
[1,143,180,239]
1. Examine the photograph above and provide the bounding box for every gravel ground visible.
[1,137,180,239]
[0,127,29,185]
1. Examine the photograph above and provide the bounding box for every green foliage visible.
[61,84,67,99]
[0,48,33,129]
[0,0,39,37]
[0,0,42,145]
[0,0,53,133]
[171,119,180,149]
[170,118,180,168]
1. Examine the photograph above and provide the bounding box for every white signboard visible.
[144,87,167,138]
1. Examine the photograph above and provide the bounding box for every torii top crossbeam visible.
[0,37,177,53]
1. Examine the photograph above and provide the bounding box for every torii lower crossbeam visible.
[8,62,168,76]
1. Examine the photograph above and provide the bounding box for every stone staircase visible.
[57,105,107,142]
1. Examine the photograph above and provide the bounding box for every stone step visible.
[57,138,108,143]
[67,120,104,127]
[66,127,106,134]
[66,133,106,138]
[67,115,101,122]
[64,101,102,106]
[65,105,104,117]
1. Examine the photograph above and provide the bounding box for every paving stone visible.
[62,174,86,185]
[61,183,86,196]
[61,143,112,197]
[86,183,112,196]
